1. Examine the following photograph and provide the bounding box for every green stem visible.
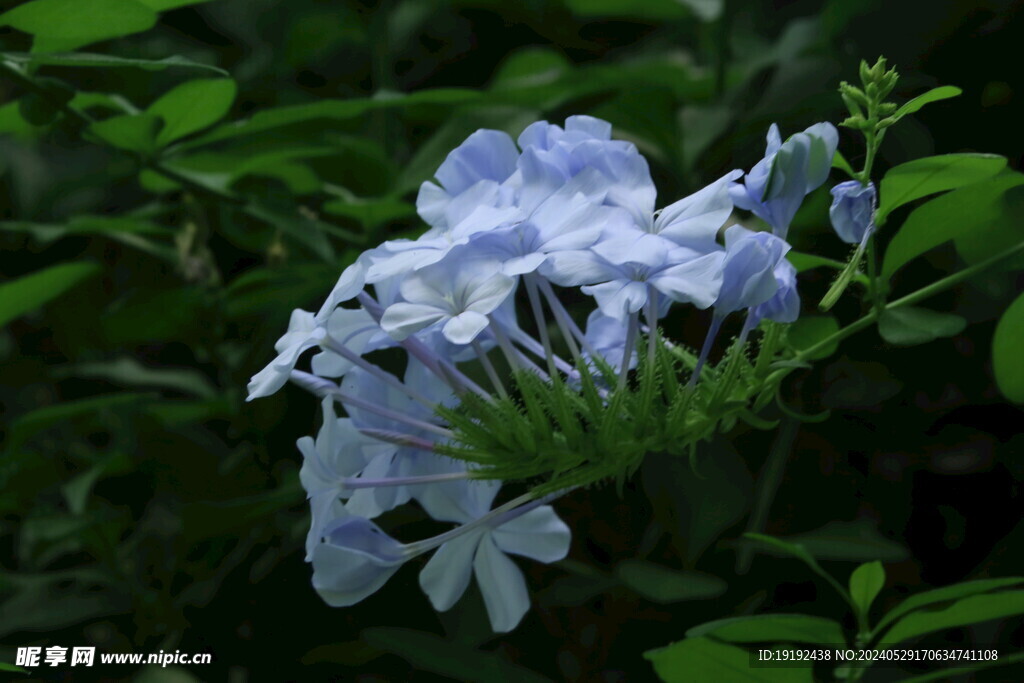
[799,238,1024,362]
[735,416,800,574]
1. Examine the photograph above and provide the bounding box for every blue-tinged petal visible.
[655,170,742,250]
[435,129,519,195]
[492,506,571,563]
[582,279,649,320]
[416,180,450,227]
[419,530,485,611]
[650,251,725,309]
[380,303,446,340]
[473,534,531,632]
[310,515,410,607]
[442,311,490,344]
[316,261,367,322]
[541,249,618,287]
[565,115,612,140]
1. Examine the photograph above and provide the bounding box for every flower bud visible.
[829,180,877,244]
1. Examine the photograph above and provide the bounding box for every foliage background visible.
[1,0,1023,680]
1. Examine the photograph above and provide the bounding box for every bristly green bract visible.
[434,333,779,496]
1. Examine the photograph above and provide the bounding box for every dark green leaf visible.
[686,614,846,645]
[993,292,1024,403]
[878,306,966,346]
[361,628,553,683]
[2,51,227,75]
[88,112,162,153]
[645,637,812,682]
[787,315,840,360]
[881,172,1024,278]
[782,520,909,563]
[0,261,100,328]
[892,85,962,120]
[0,0,157,53]
[615,560,727,603]
[322,195,416,229]
[0,662,29,674]
[183,89,482,149]
[879,590,1024,646]
[954,184,1024,269]
[874,577,1024,634]
[564,0,689,20]
[135,0,211,9]
[849,561,885,617]
[7,392,155,452]
[876,153,1007,222]
[148,78,237,146]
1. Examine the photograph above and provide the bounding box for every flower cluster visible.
[248,115,838,631]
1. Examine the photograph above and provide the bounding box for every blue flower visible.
[748,258,800,325]
[418,480,570,632]
[829,180,877,245]
[729,122,838,238]
[379,248,516,344]
[714,226,792,316]
[311,511,413,607]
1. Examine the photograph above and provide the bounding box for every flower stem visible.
[471,338,509,400]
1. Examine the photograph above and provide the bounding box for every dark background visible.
[1,0,1023,680]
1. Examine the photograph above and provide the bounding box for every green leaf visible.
[881,172,1024,278]
[1,51,228,75]
[686,614,846,645]
[892,85,962,120]
[954,184,1024,269]
[615,560,726,603]
[874,577,1024,634]
[645,637,813,682]
[322,196,416,230]
[58,356,218,398]
[135,0,210,9]
[7,392,154,452]
[0,261,100,328]
[849,561,885,617]
[88,112,162,153]
[782,520,909,563]
[148,78,236,146]
[0,0,157,53]
[876,153,1007,222]
[993,292,1024,403]
[183,88,482,149]
[879,590,1024,646]
[0,662,29,674]
[564,0,690,20]
[361,628,553,683]
[899,652,1024,683]
[878,306,966,346]
[787,315,840,360]
[831,150,856,177]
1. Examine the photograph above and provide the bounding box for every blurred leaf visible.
[645,637,812,682]
[892,85,962,121]
[7,392,155,452]
[881,172,1024,278]
[102,288,206,344]
[954,184,1024,269]
[136,0,211,9]
[0,569,128,638]
[783,520,909,563]
[224,263,340,319]
[615,560,726,603]
[362,628,553,683]
[180,477,301,540]
[62,452,130,515]
[0,100,45,140]
[491,46,570,88]
[0,261,100,328]
[397,107,540,194]
[787,315,840,359]
[0,0,157,53]
[563,0,689,20]
[58,357,218,398]
[993,291,1024,403]
[848,561,885,617]
[874,577,1024,634]
[132,666,204,683]
[878,306,966,346]
[0,662,29,674]
[89,112,162,153]
[821,359,903,410]
[679,104,731,173]
[184,89,482,149]
[879,590,1024,646]
[323,195,416,230]
[148,78,237,146]
[2,51,227,75]
[686,614,846,644]
[301,640,382,666]
[876,154,1007,223]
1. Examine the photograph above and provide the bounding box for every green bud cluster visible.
[839,57,900,134]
